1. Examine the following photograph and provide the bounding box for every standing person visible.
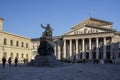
[14,57,18,67]
[2,57,6,68]
[23,58,26,64]
[8,57,12,67]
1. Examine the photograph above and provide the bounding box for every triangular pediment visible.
[72,18,113,30]
[64,25,115,36]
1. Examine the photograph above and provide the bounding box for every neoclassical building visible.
[61,18,120,63]
[31,18,120,63]
[0,18,31,63]
[1,17,120,63]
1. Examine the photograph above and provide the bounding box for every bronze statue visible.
[41,24,52,40]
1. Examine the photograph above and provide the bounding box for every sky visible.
[0,0,120,38]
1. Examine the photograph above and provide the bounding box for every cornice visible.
[1,31,30,40]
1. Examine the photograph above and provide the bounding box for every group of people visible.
[2,57,18,68]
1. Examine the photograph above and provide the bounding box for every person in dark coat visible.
[23,58,26,64]
[2,57,6,68]
[14,57,18,67]
[8,57,12,67]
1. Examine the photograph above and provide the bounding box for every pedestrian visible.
[14,57,18,67]
[2,57,6,68]
[8,57,12,67]
[23,58,26,64]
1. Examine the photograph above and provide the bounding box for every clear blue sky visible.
[0,0,120,38]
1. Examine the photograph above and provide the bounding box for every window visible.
[10,40,13,46]
[16,41,19,47]
[26,43,28,48]
[10,53,13,59]
[4,38,7,45]
[26,54,28,59]
[16,53,19,58]
[21,42,24,47]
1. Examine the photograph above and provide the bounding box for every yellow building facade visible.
[0,18,31,63]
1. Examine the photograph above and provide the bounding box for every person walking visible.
[2,57,6,68]
[8,57,12,67]
[14,57,18,67]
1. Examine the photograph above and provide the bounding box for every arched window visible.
[10,40,13,46]
[4,38,7,45]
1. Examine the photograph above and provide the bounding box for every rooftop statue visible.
[41,24,52,40]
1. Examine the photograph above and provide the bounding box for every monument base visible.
[28,54,62,66]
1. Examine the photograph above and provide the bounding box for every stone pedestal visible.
[30,55,61,66]
[28,37,62,66]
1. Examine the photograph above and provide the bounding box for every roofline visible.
[89,17,113,24]
[1,31,30,40]
[72,17,113,29]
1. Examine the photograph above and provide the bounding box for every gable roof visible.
[72,17,113,29]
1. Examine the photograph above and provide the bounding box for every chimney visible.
[0,18,4,31]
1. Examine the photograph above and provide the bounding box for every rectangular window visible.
[16,41,19,47]
[4,38,7,45]
[21,42,24,47]
[10,40,13,46]
[26,43,28,48]
[16,53,19,58]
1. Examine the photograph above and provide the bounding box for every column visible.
[54,44,57,57]
[89,38,92,59]
[103,37,106,59]
[58,44,61,60]
[110,37,114,59]
[70,39,72,59]
[76,39,78,59]
[82,38,85,59]
[63,40,66,59]
[96,37,99,59]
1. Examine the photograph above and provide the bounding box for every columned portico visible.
[62,36,117,62]
[54,17,120,63]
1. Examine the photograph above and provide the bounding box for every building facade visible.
[61,18,120,63]
[1,17,120,63]
[0,18,31,63]
[31,18,120,63]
